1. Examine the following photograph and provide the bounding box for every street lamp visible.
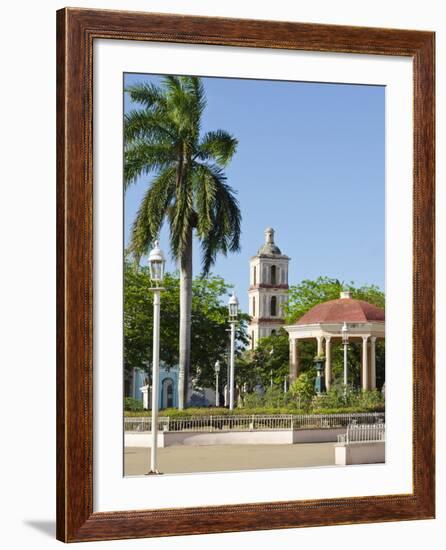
[228,292,239,410]
[341,322,349,387]
[147,240,165,475]
[214,360,221,407]
[270,347,274,389]
[314,356,326,394]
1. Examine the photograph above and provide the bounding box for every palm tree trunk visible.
[178,226,193,409]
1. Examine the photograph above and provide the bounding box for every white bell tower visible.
[248,228,290,349]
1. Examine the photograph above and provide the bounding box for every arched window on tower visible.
[253,266,256,286]
[270,296,277,317]
[252,296,256,317]
[271,265,277,285]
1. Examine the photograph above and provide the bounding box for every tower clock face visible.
[248,228,290,347]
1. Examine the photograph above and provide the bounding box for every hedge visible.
[124,405,384,418]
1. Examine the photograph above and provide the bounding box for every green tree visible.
[124,263,247,390]
[250,329,290,388]
[190,277,249,388]
[285,276,385,323]
[289,372,316,410]
[124,264,180,374]
[125,76,241,408]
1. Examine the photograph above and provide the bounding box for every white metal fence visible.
[337,423,385,444]
[125,417,170,432]
[125,412,385,433]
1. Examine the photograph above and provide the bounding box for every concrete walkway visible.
[124,442,336,475]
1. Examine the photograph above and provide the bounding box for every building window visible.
[252,296,256,317]
[271,329,276,336]
[251,331,255,349]
[253,266,256,285]
[271,296,277,316]
[271,265,277,285]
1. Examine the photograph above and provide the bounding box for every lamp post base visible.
[145,469,163,475]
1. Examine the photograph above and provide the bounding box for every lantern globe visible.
[148,240,166,283]
[228,292,239,320]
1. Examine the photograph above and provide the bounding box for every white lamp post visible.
[341,322,349,387]
[228,292,239,410]
[270,347,274,389]
[147,240,165,475]
[214,360,221,407]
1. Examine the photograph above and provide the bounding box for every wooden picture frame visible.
[56,7,435,542]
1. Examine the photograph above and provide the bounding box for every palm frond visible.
[168,168,195,260]
[192,162,241,274]
[124,140,176,189]
[197,130,238,166]
[125,82,166,110]
[162,76,204,145]
[124,109,176,144]
[128,167,176,261]
[191,164,217,237]
[182,76,206,122]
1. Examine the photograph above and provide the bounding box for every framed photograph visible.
[56,8,435,542]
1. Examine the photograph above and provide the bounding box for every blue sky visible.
[124,74,385,312]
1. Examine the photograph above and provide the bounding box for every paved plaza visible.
[124,442,336,475]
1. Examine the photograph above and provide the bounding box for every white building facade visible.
[248,228,290,349]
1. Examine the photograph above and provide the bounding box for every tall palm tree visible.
[124,76,241,409]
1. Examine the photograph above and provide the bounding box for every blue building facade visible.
[126,364,179,410]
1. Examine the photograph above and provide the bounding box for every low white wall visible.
[163,430,293,446]
[335,442,385,465]
[292,428,346,443]
[125,428,345,448]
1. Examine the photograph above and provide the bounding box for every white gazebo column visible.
[325,337,332,390]
[316,336,324,356]
[370,336,377,390]
[289,338,299,382]
[362,336,369,390]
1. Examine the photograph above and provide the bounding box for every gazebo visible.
[284,291,385,391]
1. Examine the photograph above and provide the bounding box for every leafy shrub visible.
[357,389,384,409]
[123,386,384,417]
[289,372,315,410]
[312,383,385,410]
[243,392,264,409]
[124,397,144,411]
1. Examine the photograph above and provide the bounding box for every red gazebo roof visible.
[295,296,385,325]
